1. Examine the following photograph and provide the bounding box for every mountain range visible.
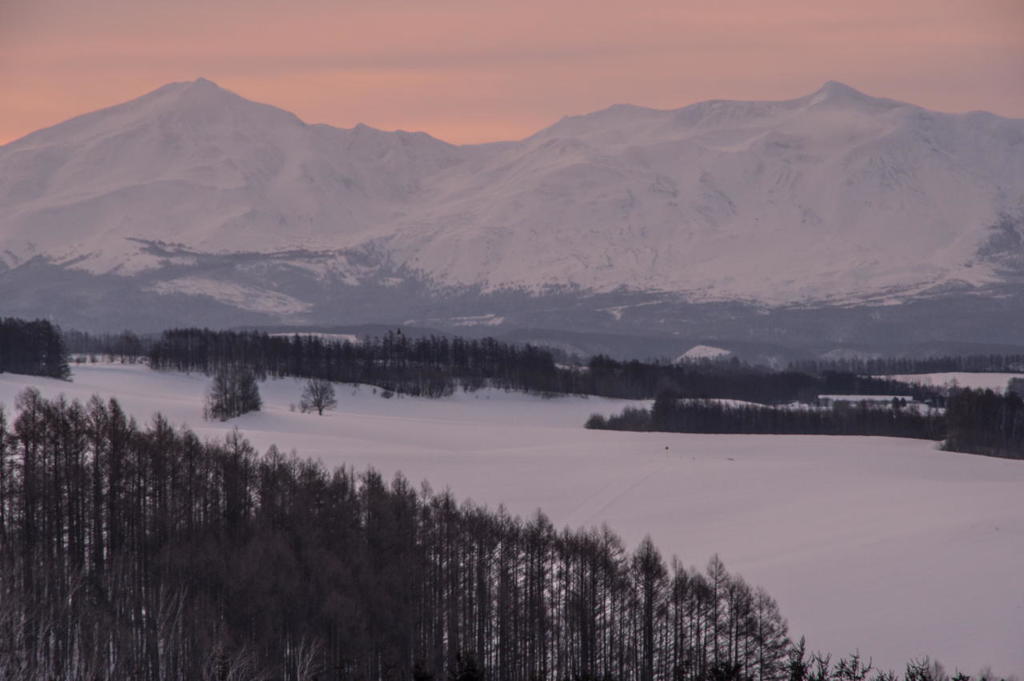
[1,78,1022,357]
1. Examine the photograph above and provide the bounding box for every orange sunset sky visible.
[2,0,1022,145]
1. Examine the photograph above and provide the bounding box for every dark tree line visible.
[587,393,946,441]
[67,326,1024,384]
[579,358,939,405]
[590,389,1024,460]
[145,328,935,404]
[0,317,69,379]
[944,388,1024,459]
[0,390,795,681]
[148,329,563,398]
[63,329,147,362]
[791,355,1024,376]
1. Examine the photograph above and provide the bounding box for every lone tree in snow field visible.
[300,377,337,415]
[205,366,262,420]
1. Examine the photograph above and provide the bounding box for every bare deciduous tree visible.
[299,378,336,416]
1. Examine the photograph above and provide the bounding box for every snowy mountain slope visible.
[391,81,1024,301]
[0,78,464,274]
[1,78,1023,328]
[674,344,733,362]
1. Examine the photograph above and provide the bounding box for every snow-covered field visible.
[882,372,1024,393]
[1,363,1022,675]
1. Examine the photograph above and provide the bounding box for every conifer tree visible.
[205,366,262,420]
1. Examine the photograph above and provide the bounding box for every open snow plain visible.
[1,363,1021,675]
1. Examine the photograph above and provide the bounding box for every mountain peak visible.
[0,76,307,153]
[815,80,864,97]
[805,80,871,105]
[801,80,903,111]
[129,77,305,129]
[159,76,220,90]
[154,76,237,102]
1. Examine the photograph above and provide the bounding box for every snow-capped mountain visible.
[1,79,1023,349]
[0,78,462,275]
[401,81,1024,303]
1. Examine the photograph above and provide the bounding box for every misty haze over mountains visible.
[1,78,1022,356]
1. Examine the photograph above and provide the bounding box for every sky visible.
[2,0,1023,145]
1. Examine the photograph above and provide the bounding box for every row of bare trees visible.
[144,328,940,404]
[944,388,1024,458]
[0,389,792,681]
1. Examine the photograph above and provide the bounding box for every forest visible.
[64,328,146,362]
[0,317,69,380]
[0,389,794,680]
[0,390,1004,681]
[586,393,946,441]
[589,390,1024,460]
[142,328,938,404]
[943,388,1024,458]
[68,327,1024,385]
[790,354,1024,376]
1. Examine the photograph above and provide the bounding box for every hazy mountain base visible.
[5,250,1024,360]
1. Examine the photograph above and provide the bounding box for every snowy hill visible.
[1,79,1023,341]
[1,363,1021,674]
